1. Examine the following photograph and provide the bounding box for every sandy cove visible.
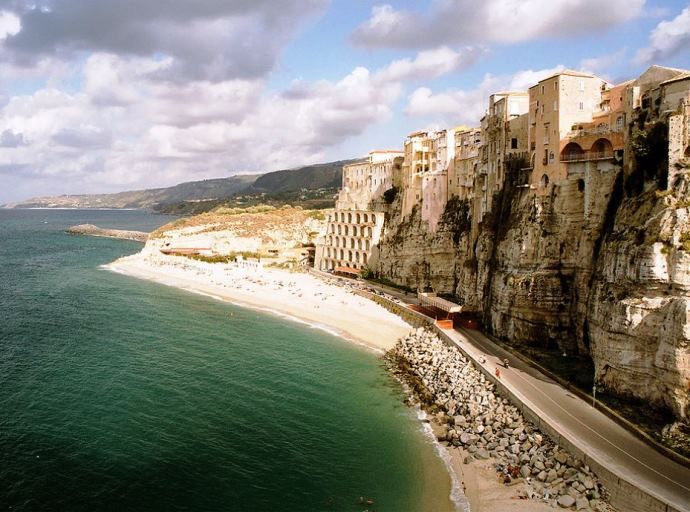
[105,252,411,352]
[106,251,562,512]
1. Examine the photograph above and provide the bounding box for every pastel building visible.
[315,150,402,273]
[625,66,690,188]
[401,131,433,217]
[337,150,403,210]
[528,71,608,192]
[314,210,385,273]
[449,128,482,201]
[478,92,529,218]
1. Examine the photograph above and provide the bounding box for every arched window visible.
[591,138,613,156]
[540,174,550,189]
[561,142,584,162]
[348,212,352,223]
[356,213,361,223]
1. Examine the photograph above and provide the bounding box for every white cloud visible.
[0,10,20,39]
[373,46,486,83]
[0,57,404,198]
[579,49,626,74]
[405,66,565,124]
[0,0,327,82]
[635,6,690,64]
[352,0,645,48]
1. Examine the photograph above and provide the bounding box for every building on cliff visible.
[527,70,609,194]
[337,150,403,210]
[322,64,690,421]
[314,150,401,273]
[478,92,530,220]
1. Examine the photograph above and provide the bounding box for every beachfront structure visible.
[315,150,399,273]
[337,150,403,210]
[314,210,385,273]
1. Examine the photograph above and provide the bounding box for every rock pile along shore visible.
[66,224,149,243]
[385,328,613,511]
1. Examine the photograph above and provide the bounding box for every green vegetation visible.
[363,274,415,294]
[215,205,276,216]
[680,232,690,252]
[156,188,337,215]
[178,251,266,264]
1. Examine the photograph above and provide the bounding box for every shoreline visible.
[106,250,548,511]
[104,252,411,353]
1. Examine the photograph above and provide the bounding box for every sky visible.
[1,0,689,203]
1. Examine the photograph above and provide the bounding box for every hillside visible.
[4,159,357,210]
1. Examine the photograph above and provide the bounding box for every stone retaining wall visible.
[429,325,685,512]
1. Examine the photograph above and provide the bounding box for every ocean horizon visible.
[0,208,456,512]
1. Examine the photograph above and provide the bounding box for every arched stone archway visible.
[561,142,584,161]
[591,138,613,155]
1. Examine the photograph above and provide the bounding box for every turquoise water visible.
[0,209,453,512]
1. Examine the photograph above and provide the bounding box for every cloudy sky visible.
[1,0,689,203]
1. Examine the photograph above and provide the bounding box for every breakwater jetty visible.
[66,224,149,242]
[387,328,612,511]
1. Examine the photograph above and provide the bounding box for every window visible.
[616,116,624,130]
[511,138,518,149]
[541,85,545,94]
[540,104,544,114]
[578,101,584,111]
[553,100,558,111]
[579,80,585,91]
[554,81,558,91]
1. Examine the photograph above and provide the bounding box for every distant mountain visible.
[4,159,358,210]
[249,160,354,193]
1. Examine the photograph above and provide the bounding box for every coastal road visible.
[445,326,690,512]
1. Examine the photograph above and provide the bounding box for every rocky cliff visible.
[374,165,690,423]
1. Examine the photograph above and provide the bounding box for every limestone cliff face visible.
[375,168,690,420]
[587,180,690,420]
[371,198,472,296]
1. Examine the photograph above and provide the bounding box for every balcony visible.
[560,151,614,162]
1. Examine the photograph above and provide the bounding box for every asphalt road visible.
[310,271,690,510]
[449,326,690,512]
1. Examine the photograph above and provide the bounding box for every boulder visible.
[558,495,576,508]
[576,497,590,510]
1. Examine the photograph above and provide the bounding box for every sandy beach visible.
[106,251,563,512]
[105,252,411,353]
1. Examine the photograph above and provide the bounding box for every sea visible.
[0,209,457,512]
